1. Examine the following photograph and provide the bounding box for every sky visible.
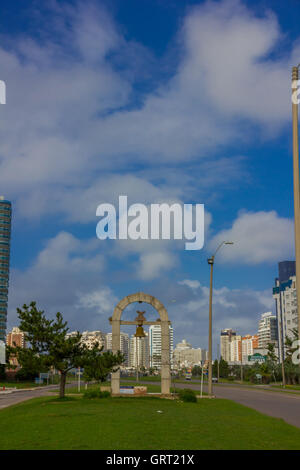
[1,0,300,355]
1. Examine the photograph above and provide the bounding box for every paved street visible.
[0,382,79,410]
[0,387,54,409]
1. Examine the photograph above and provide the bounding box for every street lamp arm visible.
[213,241,227,257]
[208,241,234,263]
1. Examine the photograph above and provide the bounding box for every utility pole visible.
[278,308,286,387]
[136,337,139,382]
[217,343,220,381]
[78,367,81,393]
[208,257,214,397]
[240,337,243,382]
[292,65,300,342]
[207,241,234,397]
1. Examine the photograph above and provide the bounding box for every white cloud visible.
[182,0,292,125]
[6,227,276,352]
[7,231,108,331]
[151,278,275,350]
[138,251,177,281]
[178,279,200,290]
[0,0,297,221]
[208,210,294,264]
[76,287,118,315]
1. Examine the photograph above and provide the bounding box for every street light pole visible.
[292,66,300,343]
[208,256,214,397]
[207,241,234,397]
[217,342,220,381]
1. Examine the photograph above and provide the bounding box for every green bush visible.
[83,389,111,399]
[262,374,271,384]
[178,388,197,403]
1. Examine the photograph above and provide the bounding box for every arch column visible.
[161,319,171,395]
[111,318,121,395]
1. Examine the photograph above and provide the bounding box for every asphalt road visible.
[0,382,79,410]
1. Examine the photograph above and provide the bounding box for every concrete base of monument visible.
[111,392,176,399]
[196,395,216,398]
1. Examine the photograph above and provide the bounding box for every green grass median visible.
[1,395,300,450]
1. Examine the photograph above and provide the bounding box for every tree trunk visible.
[59,371,67,398]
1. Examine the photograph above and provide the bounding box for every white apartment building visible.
[106,332,130,366]
[273,275,298,361]
[66,330,105,350]
[149,324,173,369]
[129,333,149,369]
[230,335,242,362]
[81,330,106,350]
[173,339,206,368]
[258,312,278,349]
[242,335,259,362]
[220,329,236,362]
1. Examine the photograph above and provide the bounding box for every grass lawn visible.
[272,384,300,391]
[1,395,300,450]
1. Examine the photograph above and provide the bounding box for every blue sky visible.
[1,0,299,354]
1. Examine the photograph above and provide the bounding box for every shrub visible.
[262,374,271,384]
[15,368,39,382]
[83,389,110,399]
[178,388,197,403]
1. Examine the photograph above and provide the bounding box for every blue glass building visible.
[0,198,11,342]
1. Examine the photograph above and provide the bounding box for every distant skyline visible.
[1,0,299,354]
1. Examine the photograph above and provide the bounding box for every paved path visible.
[0,387,54,409]
[0,382,79,410]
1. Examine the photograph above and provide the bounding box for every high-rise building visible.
[273,261,298,361]
[149,324,173,369]
[227,334,259,363]
[278,261,296,284]
[173,339,205,367]
[6,327,25,348]
[80,330,106,350]
[66,330,106,350]
[258,312,278,348]
[242,334,259,362]
[129,333,149,369]
[6,327,25,367]
[0,197,12,342]
[220,329,236,362]
[230,335,242,362]
[106,332,130,366]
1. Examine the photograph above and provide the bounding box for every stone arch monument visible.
[109,292,171,395]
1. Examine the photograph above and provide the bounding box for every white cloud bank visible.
[208,210,294,264]
[0,0,297,221]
